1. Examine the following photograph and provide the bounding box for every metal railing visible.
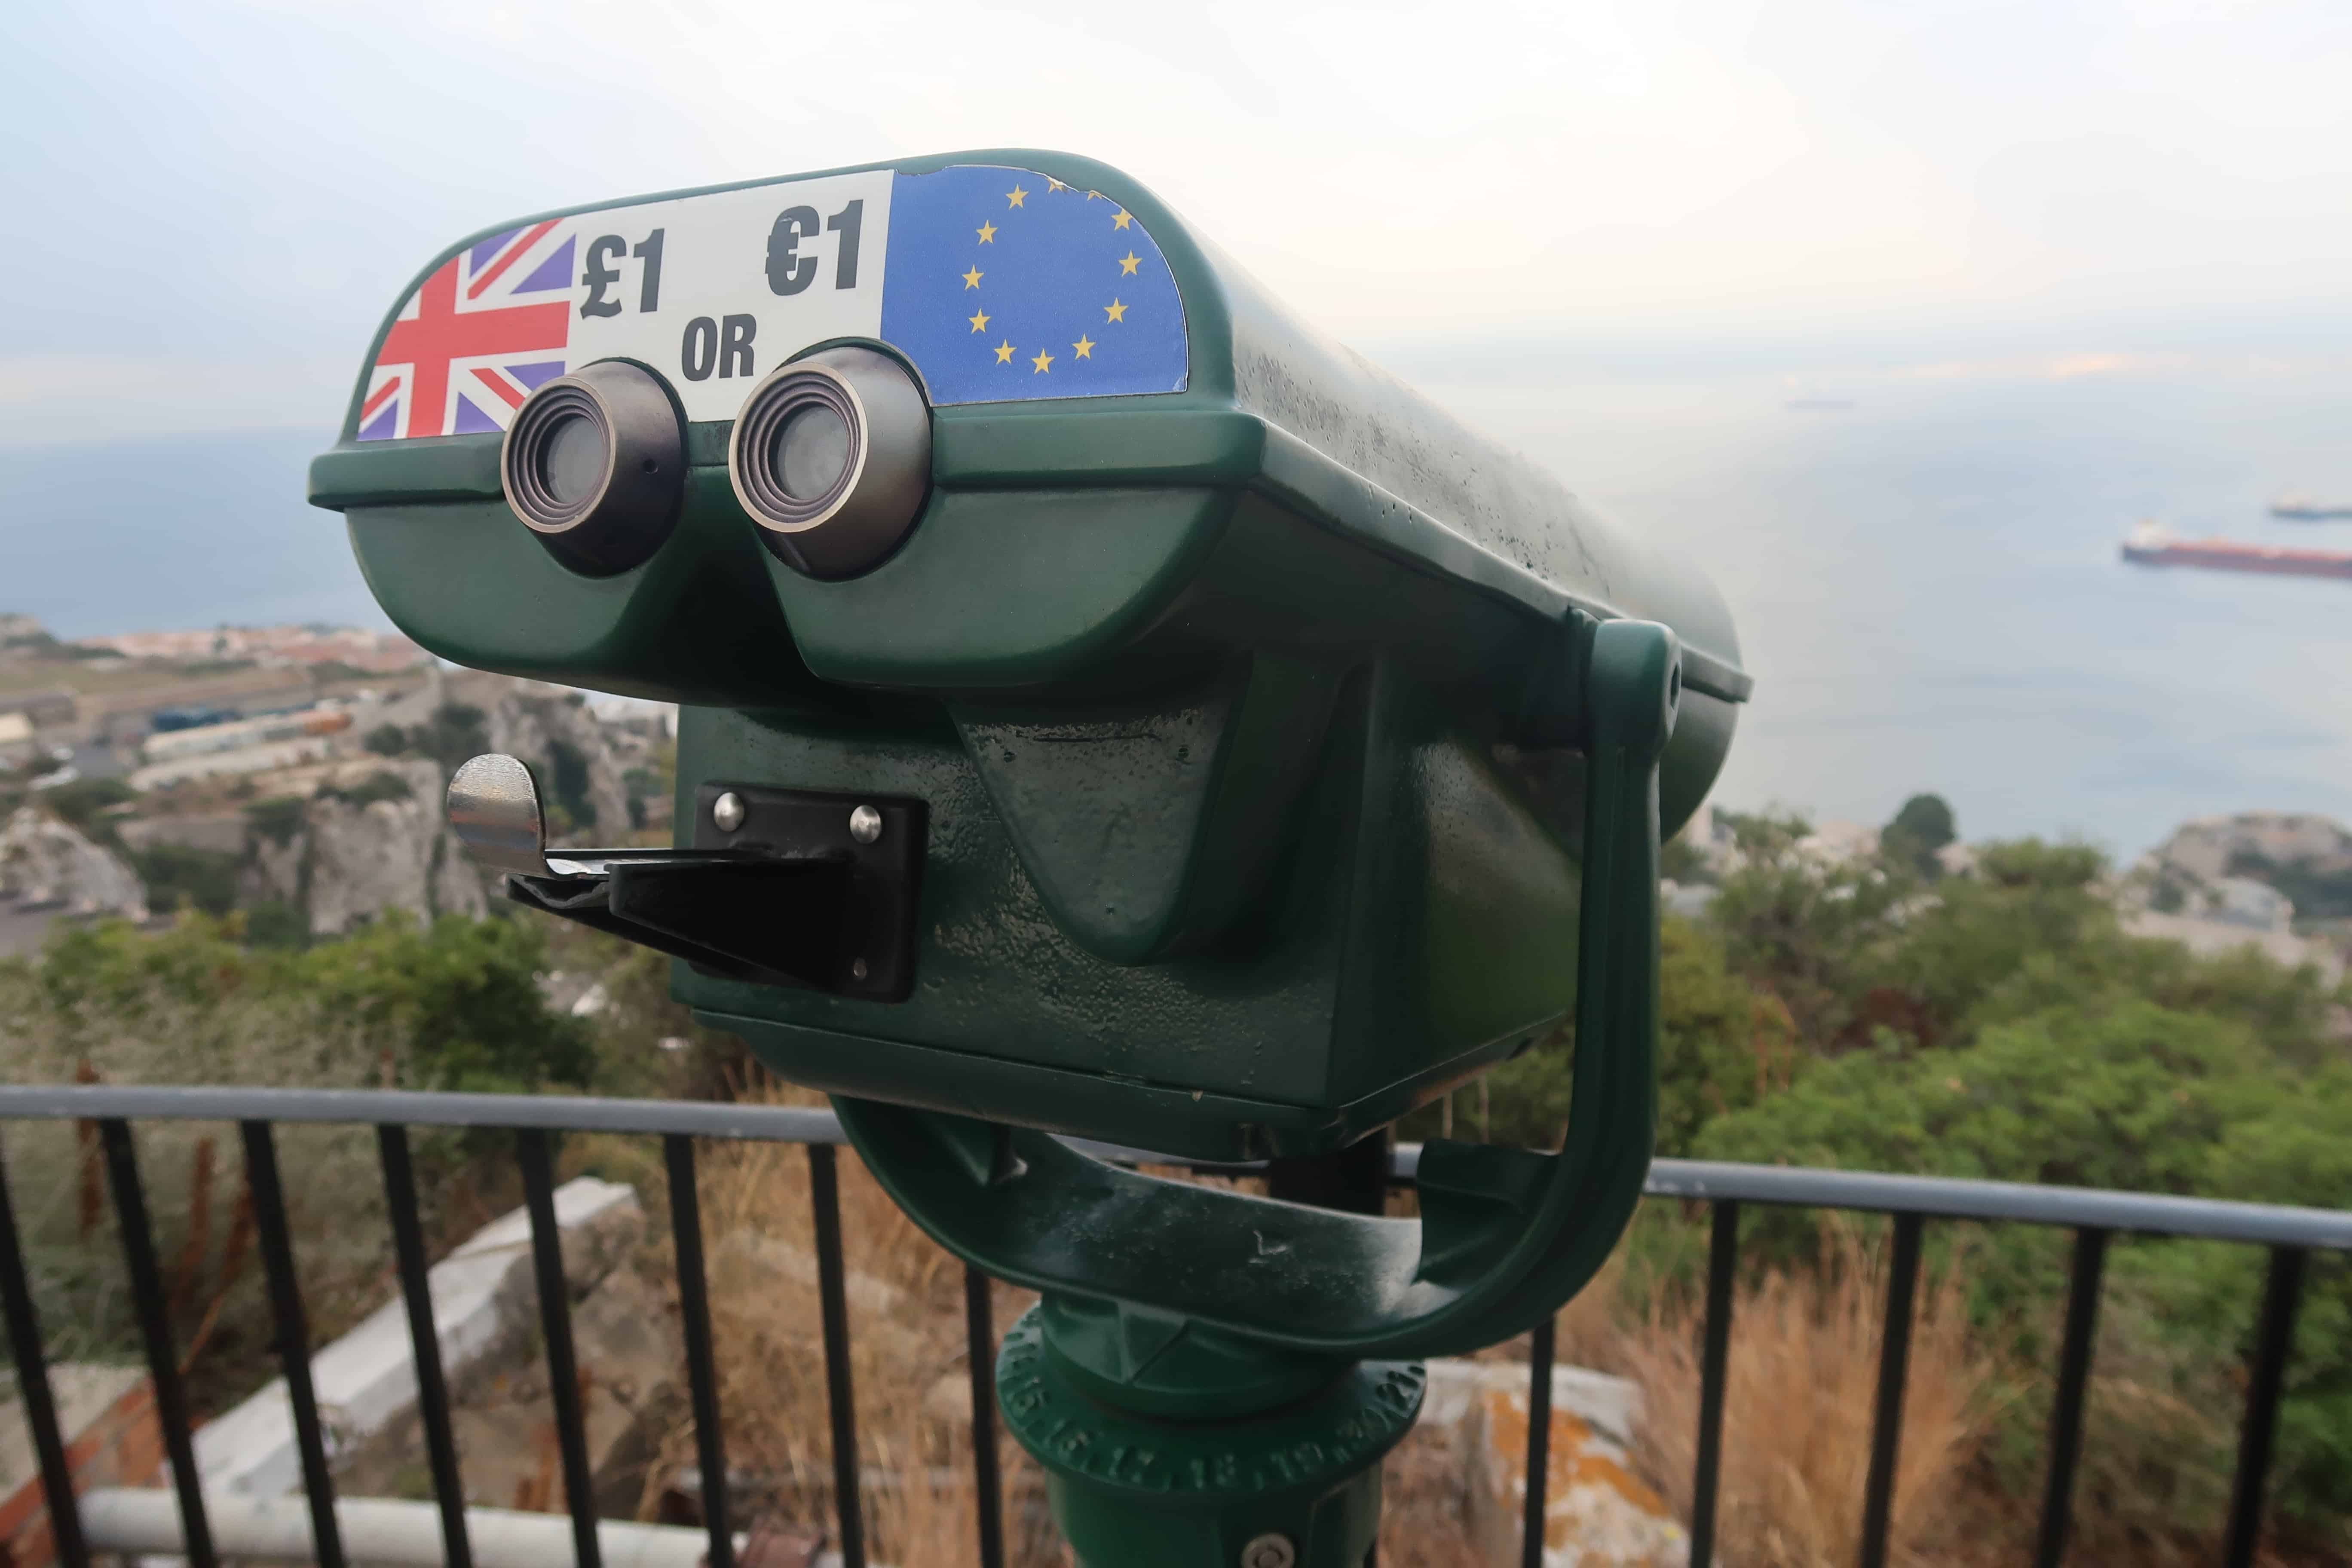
[0,1085,2345,1568]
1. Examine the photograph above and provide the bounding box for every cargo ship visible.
[2121,522,2352,581]
[2269,493,2352,521]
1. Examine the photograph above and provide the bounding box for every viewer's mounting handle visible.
[444,754,926,1003]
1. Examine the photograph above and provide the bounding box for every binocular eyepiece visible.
[500,347,931,579]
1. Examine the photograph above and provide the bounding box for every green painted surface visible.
[317,153,1745,1555]
[997,1305,1420,1568]
[826,619,1676,1358]
[840,620,1681,1564]
[312,151,1746,1155]
[677,646,1580,1158]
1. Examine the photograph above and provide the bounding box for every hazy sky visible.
[5,2,2352,845]
[5,0,2350,447]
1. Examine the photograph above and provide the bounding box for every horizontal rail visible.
[2,1084,2343,1568]
[0,1086,845,1144]
[0,1087,2346,1246]
[1641,1158,2352,1249]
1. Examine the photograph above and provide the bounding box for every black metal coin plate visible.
[690,783,927,1002]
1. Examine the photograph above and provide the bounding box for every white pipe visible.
[80,1487,734,1568]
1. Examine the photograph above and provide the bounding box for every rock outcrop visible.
[2120,811,2351,980]
[1421,1358,1686,1568]
[2135,812,2352,896]
[487,691,631,842]
[0,808,148,921]
[237,759,488,937]
[304,760,488,935]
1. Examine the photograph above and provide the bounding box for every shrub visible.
[243,795,306,848]
[417,702,488,773]
[317,770,413,808]
[1689,999,2350,1540]
[127,842,242,916]
[294,914,597,1095]
[1416,916,1788,1155]
[36,776,138,845]
[1691,1000,2251,1192]
[20,910,593,1096]
[1706,811,1914,1047]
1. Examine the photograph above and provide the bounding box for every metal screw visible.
[711,792,745,832]
[849,804,883,844]
[851,958,870,981]
[1240,1535,1295,1568]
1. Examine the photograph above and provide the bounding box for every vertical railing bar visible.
[2222,1246,2307,1568]
[376,1126,472,1568]
[1688,1200,1740,1568]
[1521,1313,1556,1568]
[517,1129,602,1568]
[239,1122,346,1568]
[808,1143,867,1568]
[1856,1211,1923,1568]
[963,1263,1006,1568]
[2032,1227,2108,1568]
[0,1129,91,1568]
[98,1118,216,1568]
[664,1136,733,1568]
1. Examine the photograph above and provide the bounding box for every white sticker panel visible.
[355,164,1188,440]
[359,170,892,437]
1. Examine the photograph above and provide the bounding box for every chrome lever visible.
[446,754,560,877]
[445,753,747,879]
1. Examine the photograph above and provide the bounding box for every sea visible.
[5,329,2350,863]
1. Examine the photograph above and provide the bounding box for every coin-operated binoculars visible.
[312,150,1749,1568]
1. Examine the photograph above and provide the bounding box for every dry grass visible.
[1376,1425,1487,1568]
[655,1105,2021,1568]
[1608,1224,2002,1568]
[635,1081,1059,1568]
[0,1014,2264,1568]
[0,960,452,1411]
[663,1094,1500,1568]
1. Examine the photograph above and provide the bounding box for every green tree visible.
[416,703,489,773]
[1880,792,1956,879]
[1691,999,2247,1191]
[29,911,596,1096]
[34,776,138,845]
[1441,916,1785,1155]
[128,844,242,916]
[1705,810,1911,1047]
[297,913,596,1095]
[1690,998,2352,1534]
[1869,839,2115,1045]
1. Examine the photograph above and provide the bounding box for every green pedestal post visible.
[997,1300,1424,1568]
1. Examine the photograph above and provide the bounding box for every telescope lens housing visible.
[537,413,607,507]
[730,346,931,579]
[774,404,854,501]
[501,361,684,576]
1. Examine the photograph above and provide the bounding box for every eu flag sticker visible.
[880,165,1188,406]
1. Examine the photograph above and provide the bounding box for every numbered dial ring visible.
[500,361,685,576]
[729,346,931,579]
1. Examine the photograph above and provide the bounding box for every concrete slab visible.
[190,1176,643,1500]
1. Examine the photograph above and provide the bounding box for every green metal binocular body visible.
[309,148,1749,1163]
